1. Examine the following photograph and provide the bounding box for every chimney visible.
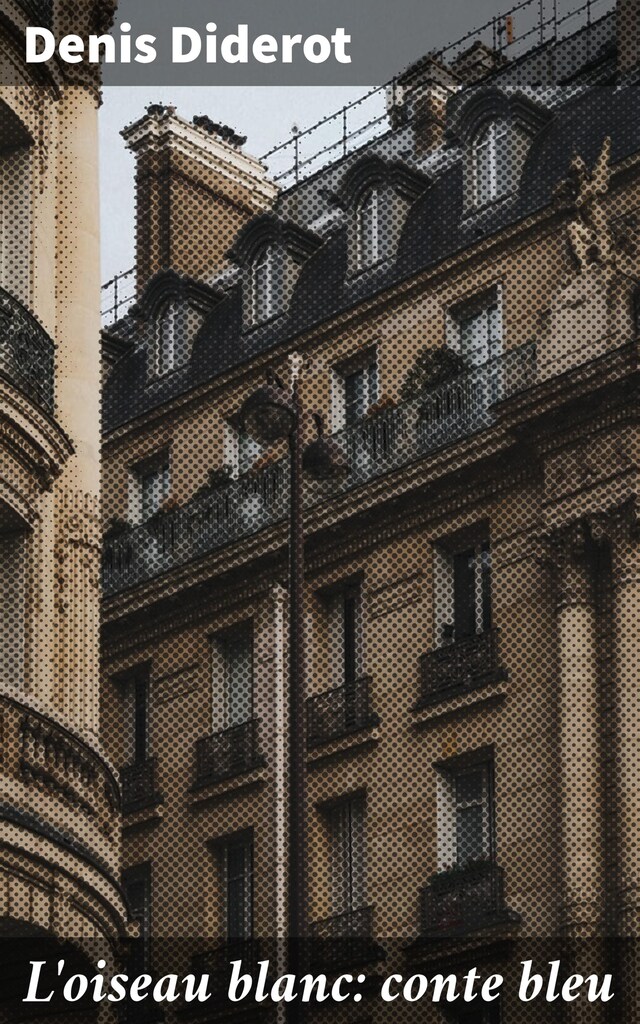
[122,105,279,291]
[450,41,509,84]
[387,56,459,158]
[617,0,640,75]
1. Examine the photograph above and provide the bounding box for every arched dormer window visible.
[249,247,277,326]
[355,187,381,270]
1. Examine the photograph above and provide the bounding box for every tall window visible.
[334,352,378,431]
[0,516,28,687]
[0,104,32,303]
[130,454,171,523]
[355,188,381,269]
[328,796,366,914]
[211,622,254,731]
[435,539,492,644]
[120,666,150,767]
[155,301,184,376]
[123,864,152,973]
[326,582,362,688]
[249,247,276,325]
[451,291,502,368]
[439,757,495,870]
[221,833,253,940]
[472,121,510,207]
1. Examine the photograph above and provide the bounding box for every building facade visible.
[0,0,128,1010]
[101,1,640,1020]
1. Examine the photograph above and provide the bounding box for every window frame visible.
[325,793,367,915]
[210,620,255,732]
[355,186,382,271]
[129,450,171,524]
[214,829,255,942]
[436,751,496,872]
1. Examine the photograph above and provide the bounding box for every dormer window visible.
[355,187,381,270]
[249,247,277,326]
[472,121,510,207]
[154,299,190,377]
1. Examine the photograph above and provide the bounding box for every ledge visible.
[189,765,268,808]
[307,723,381,767]
[412,682,507,728]
[122,799,165,833]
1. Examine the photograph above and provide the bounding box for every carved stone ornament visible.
[554,137,615,274]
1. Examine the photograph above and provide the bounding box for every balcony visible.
[417,629,506,707]
[194,719,264,788]
[121,757,161,814]
[307,676,379,748]
[0,285,55,414]
[311,906,384,969]
[420,862,519,938]
[102,345,537,597]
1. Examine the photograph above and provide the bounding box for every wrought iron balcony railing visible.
[121,757,161,814]
[420,861,517,938]
[418,628,506,706]
[307,675,379,748]
[194,719,264,788]
[311,906,384,969]
[0,285,55,414]
[102,345,537,596]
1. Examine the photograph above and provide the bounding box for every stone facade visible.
[0,0,128,1005]
[101,3,640,1022]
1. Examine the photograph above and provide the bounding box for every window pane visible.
[226,839,252,940]
[456,804,485,864]
[224,625,253,726]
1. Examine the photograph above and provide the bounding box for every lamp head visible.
[239,381,296,443]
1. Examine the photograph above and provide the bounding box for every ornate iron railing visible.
[311,906,384,969]
[121,757,161,814]
[0,286,55,414]
[194,719,263,788]
[102,345,537,596]
[307,676,379,748]
[418,629,506,706]
[420,862,514,937]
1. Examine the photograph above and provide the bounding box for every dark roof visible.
[103,15,640,435]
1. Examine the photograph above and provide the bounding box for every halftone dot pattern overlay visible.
[1,2,640,1023]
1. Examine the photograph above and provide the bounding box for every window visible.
[154,300,186,376]
[333,351,378,431]
[328,796,366,914]
[435,540,492,644]
[220,833,253,940]
[438,757,495,870]
[0,103,32,303]
[211,621,254,731]
[472,121,510,207]
[355,188,381,269]
[450,290,502,368]
[123,864,152,973]
[121,666,150,767]
[0,514,28,687]
[249,247,277,325]
[130,454,170,523]
[325,582,362,688]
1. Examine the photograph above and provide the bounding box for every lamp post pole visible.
[238,360,347,1024]
[287,374,308,974]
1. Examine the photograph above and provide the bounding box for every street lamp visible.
[238,358,347,1014]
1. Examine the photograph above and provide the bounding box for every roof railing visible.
[260,0,615,189]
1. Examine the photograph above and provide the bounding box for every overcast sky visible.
[98,0,599,287]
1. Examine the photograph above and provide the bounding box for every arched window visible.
[355,187,381,269]
[472,121,511,207]
[249,247,276,325]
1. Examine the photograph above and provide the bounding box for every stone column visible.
[54,86,102,741]
[554,522,604,937]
